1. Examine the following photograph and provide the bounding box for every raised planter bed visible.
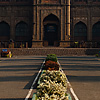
[32,54,72,100]
[32,92,72,100]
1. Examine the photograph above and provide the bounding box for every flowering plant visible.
[44,60,59,71]
[37,70,68,100]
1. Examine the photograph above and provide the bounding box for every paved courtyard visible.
[0,56,45,100]
[58,56,100,100]
[0,56,100,100]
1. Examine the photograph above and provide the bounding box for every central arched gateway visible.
[43,14,60,46]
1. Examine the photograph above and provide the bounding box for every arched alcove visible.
[92,21,100,41]
[43,14,60,46]
[15,21,29,41]
[15,21,28,37]
[74,21,87,41]
[0,21,10,40]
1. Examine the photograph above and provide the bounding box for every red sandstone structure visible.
[0,0,100,48]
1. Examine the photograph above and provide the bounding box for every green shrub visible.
[96,54,99,57]
[46,54,57,62]
[47,54,57,57]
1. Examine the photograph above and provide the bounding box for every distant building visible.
[0,0,100,48]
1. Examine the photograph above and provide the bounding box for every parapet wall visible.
[0,48,100,56]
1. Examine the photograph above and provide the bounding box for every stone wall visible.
[71,1,100,41]
[0,48,100,56]
[0,2,33,41]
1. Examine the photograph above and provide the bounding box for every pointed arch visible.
[0,21,10,36]
[92,21,100,41]
[15,21,28,37]
[43,14,59,22]
[74,21,87,41]
[43,14,60,46]
[42,12,60,22]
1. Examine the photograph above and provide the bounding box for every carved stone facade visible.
[0,1,33,47]
[71,0,100,43]
[0,0,100,48]
[32,0,70,47]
